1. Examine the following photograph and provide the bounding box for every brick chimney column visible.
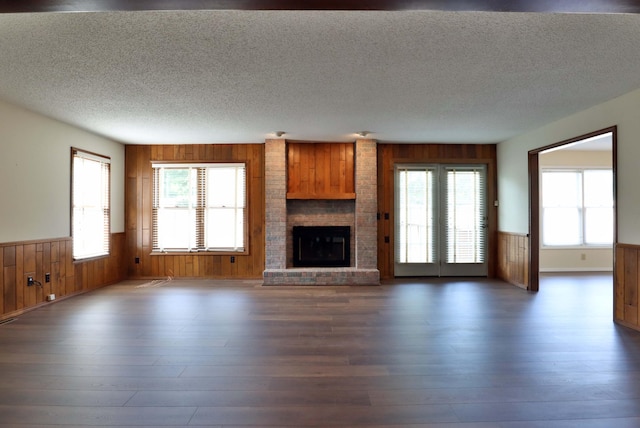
[264,138,287,270]
[355,139,379,271]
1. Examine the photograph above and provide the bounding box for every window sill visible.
[73,253,110,263]
[541,245,613,250]
[151,250,248,256]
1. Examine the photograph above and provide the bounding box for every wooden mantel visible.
[286,142,356,200]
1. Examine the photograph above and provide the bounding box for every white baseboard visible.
[539,267,613,273]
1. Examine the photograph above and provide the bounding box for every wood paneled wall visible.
[496,231,529,289]
[125,144,265,279]
[615,243,640,330]
[0,233,125,320]
[287,142,355,199]
[376,143,498,279]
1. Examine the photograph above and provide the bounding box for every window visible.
[152,163,246,252]
[396,167,436,264]
[72,149,110,260]
[445,167,486,263]
[542,168,613,246]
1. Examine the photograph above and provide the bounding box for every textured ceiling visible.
[0,10,639,144]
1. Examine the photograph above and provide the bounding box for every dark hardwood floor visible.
[0,273,638,427]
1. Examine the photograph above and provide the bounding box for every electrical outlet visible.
[27,276,34,286]
[230,256,235,263]
[45,273,50,283]
[46,294,56,301]
[135,257,140,264]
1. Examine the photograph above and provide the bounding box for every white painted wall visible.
[0,100,124,243]
[539,248,612,272]
[540,150,611,169]
[498,86,640,247]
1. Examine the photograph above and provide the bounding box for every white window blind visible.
[72,149,110,260]
[395,167,436,263]
[152,163,246,252]
[445,167,486,264]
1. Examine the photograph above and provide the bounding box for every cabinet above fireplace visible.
[286,142,356,200]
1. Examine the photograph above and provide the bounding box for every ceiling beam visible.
[2,0,640,13]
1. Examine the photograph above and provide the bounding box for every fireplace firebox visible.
[292,226,350,267]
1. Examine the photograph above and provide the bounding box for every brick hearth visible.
[262,138,380,286]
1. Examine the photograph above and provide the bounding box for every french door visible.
[394,164,488,277]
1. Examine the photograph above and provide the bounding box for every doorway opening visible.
[528,127,616,291]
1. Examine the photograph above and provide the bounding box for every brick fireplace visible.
[262,138,380,285]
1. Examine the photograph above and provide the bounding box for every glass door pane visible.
[395,165,439,276]
[440,166,487,276]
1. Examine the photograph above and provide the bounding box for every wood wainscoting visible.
[615,243,640,330]
[497,231,530,290]
[0,233,125,321]
[376,143,497,279]
[125,144,265,279]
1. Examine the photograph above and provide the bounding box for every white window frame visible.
[71,148,111,260]
[541,167,613,248]
[151,162,247,253]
